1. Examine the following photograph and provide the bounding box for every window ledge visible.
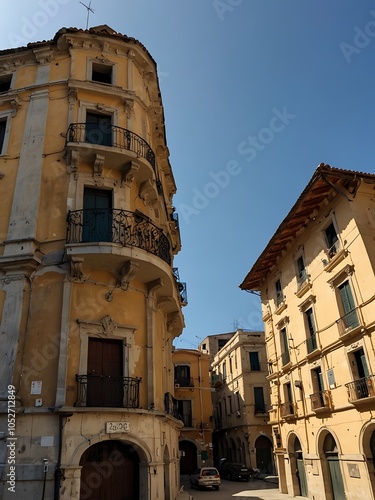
[275,301,287,315]
[323,249,348,272]
[306,348,321,360]
[295,279,312,298]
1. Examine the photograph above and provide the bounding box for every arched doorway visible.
[255,435,274,473]
[79,440,139,500]
[179,440,197,474]
[361,425,375,497]
[291,435,308,497]
[323,433,345,500]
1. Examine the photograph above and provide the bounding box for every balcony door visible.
[83,188,112,242]
[87,338,123,407]
[85,111,112,146]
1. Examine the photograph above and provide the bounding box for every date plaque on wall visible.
[105,421,130,433]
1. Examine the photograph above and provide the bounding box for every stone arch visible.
[255,434,274,474]
[79,440,141,500]
[179,439,198,474]
[317,429,346,500]
[287,432,308,497]
[359,420,375,498]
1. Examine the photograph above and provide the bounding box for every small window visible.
[275,279,283,306]
[305,307,317,353]
[228,396,233,414]
[296,256,307,285]
[280,327,290,365]
[218,338,228,350]
[175,365,192,387]
[177,400,192,427]
[0,118,6,154]
[325,222,339,257]
[338,280,359,329]
[222,361,227,380]
[249,352,260,371]
[0,74,12,93]
[254,387,266,414]
[91,62,113,84]
[229,357,233,374]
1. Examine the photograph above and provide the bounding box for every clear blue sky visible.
[2,1,375,348]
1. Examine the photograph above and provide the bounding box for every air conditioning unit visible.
[174,383,180,388]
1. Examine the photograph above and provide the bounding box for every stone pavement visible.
[178,474,305,500]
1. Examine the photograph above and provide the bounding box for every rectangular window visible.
[85,111,112,146]
[218,338,228,350]
[296,256,307,285]
[275,279,283,306]
[229,357,233,374]
[177,400,192,427]
[175,365,192,387]
[254,387,266,414]
[91,62,113,84]
[0,74,12,93]
[222,361,227,380]
[0,119,6,154]
[338,280,359,329]
[305,308,317,353]
[249,352,261,371]
[228,396,233,414]
[236,392,241,411]
[325,222,339,257]
[311,367,325,409]
[280,327,290,365]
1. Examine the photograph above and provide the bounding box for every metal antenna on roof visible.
[80,1,95,30]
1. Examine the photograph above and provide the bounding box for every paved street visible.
[180,476,305,500]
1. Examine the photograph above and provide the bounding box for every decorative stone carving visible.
[67,149,80,178]
[70,256,84,280]
[167,312,179,333]
[124,99,134,119]
[101,315,117,336]
[93,154,104,185]
[119,260,139,291]
[121,160,139,185]
[140,179,158,204]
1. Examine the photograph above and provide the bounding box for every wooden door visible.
[296,457,308,497]
[80,441,139,500]
[327,455,345,500]
[87,338,123,407]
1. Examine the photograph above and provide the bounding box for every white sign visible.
[106,421,130,433]
[31,381,42,395]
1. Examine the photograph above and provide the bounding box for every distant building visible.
[201,330,274,473]
[198,332,235,364]
[172,349,213,474]
[241,164,375,499]
[0,25,186,500]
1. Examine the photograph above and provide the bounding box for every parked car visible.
[219,462,251,481]
[190,467,221,490]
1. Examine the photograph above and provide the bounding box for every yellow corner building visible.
[0,25,186,500]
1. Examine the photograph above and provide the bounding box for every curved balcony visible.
[65,123,156,182]
[66,208,171,264]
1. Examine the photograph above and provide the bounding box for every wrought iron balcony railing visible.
[337,307,361,336]
[281,350,290,366]
[254,405,268,415]
[306,333,318,354]
[66,123,156,169]
[174,377,194,388]
[75,374,141,408]
[280,401,294,418]
[345,375,375,402]
[66,209,171,264]
[172,267,188,304]
[310,390,330,411]
[164,392,180,420]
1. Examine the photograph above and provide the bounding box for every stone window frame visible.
[0,72,16,93]
[77,315,137,378]
[86,57,118,86]
[0,110,13,156]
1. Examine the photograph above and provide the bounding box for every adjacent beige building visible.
[172,349,213,474]
[241,164,375,500]
[203,330,274,472]
[0,25,186,500]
